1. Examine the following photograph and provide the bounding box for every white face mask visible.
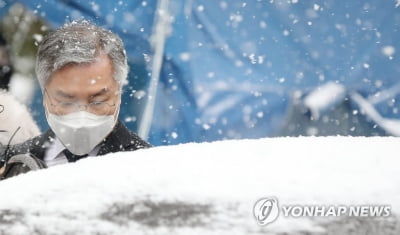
[46,111,118,155]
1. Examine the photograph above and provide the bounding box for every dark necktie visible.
[62,149,88,162]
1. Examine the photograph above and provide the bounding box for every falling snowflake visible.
[171,132,178,139]
[381,46,395,58]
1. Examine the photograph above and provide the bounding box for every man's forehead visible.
[45,55,116,89]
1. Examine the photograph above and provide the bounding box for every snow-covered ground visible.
[0,137,399,234]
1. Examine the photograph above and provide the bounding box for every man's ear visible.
[42,88,49,108]
[42,97,46,110]
[42,96,49,115]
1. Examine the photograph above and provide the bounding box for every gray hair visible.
[36,21,128,90]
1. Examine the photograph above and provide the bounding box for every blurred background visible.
[0,0,399,146]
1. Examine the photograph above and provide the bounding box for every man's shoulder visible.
[119,123,152,150]
[98,121,151,155]
[125,129,152,149]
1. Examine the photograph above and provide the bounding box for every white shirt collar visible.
[45,137,65,162]
[44,137,101,167]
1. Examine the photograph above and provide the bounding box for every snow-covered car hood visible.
[0,137,399,234]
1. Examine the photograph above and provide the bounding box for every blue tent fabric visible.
[1,0,399,145]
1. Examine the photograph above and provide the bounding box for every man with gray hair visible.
[0,21,151,179]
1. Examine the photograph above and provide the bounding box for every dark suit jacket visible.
[2,120,151,164]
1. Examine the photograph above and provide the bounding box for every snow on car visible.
[0,137,399,234]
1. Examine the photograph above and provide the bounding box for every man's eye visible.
[60,102,75,107]
[91,101,104,106]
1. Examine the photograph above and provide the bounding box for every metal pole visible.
[138,0,171,140]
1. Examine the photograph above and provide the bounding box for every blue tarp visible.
[1,0,400,145]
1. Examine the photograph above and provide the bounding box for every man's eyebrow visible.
[55,90,75,99]
[90,88,110,98]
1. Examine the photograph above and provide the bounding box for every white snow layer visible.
[0,137,399,234]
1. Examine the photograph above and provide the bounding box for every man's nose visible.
[76,103,90,111]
